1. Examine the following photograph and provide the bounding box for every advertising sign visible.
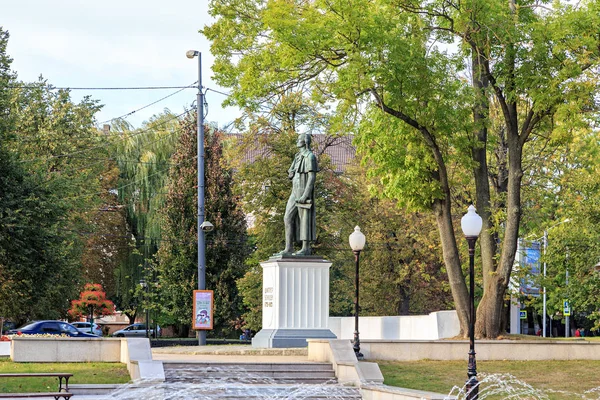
[516,240,541,296]
[192,290,214,330]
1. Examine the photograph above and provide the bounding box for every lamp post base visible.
[465,375,479,400]
[353,341,363,360]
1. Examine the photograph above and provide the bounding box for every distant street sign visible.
[563,299,571,316]
[519,310,527,320]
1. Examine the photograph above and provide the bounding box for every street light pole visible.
[349,226,366,361]
[139,279,149,338]
[543,230,547,337]
[461,205,483,400]
[186,50,206,346]
[565,255,569,338]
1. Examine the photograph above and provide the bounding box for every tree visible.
[156,113,250,337]
[204,0,600,337]
[339,166,454,316]
[68,283,115,333]
[521,130,600,332]
[110,113,184,325]
[79,156,131,301]
[0,27,100,325]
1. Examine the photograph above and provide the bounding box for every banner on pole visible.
[192,290,214,330]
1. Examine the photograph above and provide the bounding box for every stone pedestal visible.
[252,256,337,348]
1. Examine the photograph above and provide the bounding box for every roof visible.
[226,134,356,174]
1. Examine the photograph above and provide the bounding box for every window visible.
[60,323,78,335]
[42,322,61,333]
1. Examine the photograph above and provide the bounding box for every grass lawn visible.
[378,359,600,400]
[0,358,130,393]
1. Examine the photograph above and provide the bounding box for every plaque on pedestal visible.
[252,256,337,348]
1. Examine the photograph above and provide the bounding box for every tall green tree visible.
[339,165,454,316]
[0,27,98,325]
[521,130,600,331]
[204,0,600,337]
[157,113,250,337]
[80,160,130,301]
[111,113,183,323]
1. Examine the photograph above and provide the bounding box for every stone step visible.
[163,368,336,378]
[166,371,336,378]
[69,384,122,395]
[88,382,362,399]
[162,361,333,371]
[163,362,337,385]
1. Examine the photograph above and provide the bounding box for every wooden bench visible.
[0,373,72,399]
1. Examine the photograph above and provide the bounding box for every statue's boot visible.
[293,243,311,256]
[273,248,294,257]
[274,229,295,257]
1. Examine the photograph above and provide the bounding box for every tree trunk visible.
[476,102,523,338]
[471,48,496,295]
[433,198,470,336]
[398,286,410,316]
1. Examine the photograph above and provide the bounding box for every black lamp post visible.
[349,226,366,360]
[139,279,149,339]
[461,205,483,400]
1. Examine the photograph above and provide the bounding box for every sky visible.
[2,0,239,129]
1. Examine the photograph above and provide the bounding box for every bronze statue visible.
[276,133,318,256]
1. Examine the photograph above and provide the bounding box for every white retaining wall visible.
[0,342,9,356]
[10,337,164,381]
[329,310,459,340]
[361,339,600,361]
[11,337,121,362]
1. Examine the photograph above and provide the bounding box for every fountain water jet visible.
[103,364,362,400]
[447,373,600,400]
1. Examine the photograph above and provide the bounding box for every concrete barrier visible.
[122,338,164,382]
[307,339,453,400]
[361,384,455,400]
[307,339,384,386]
[361,339,600,361]
[11,337,121,362]
[329,311,460,340]
[0,342,9,356]
[10,337,164,382]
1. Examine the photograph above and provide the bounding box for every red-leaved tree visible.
[68,283,115,333]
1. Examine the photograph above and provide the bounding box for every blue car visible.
[7,320,98,337]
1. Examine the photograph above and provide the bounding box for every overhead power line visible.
[99,82,197,124]
[9,85,195,90]
[206,88,230,97]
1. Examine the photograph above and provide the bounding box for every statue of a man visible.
[277,132,318,256]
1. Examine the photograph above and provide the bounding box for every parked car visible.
[112,323,159,338]
[1,320,15,334]
[71,322,103,336]
[6,320,98,337]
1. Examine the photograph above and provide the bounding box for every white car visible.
[112,323,160,338]
[71,322,103,336]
